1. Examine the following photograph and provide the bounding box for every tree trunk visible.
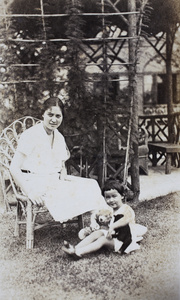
[166,27,174,143]
[97,115,105,188]
[128,0,140,201]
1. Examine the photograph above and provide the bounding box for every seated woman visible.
[10,97,106,222]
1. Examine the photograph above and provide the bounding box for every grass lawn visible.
[0,192,180,300]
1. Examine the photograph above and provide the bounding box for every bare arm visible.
[10,152,44,205]
[107,206,135,239]
[111,209,133,230]
[90,211,100,230]
[60,161,68,180]
[10,151,30,195]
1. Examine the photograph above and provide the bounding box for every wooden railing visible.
[139,113,180,143]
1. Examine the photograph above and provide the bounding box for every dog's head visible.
[95,208,113,226]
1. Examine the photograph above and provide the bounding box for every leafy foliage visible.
[146,0,180,35]
[1,0,179,152]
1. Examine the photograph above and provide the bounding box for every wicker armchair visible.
[0,116,83,249]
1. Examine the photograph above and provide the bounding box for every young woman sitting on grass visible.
[62,179,147,259]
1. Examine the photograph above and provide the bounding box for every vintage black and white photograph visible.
[0,0,180,299]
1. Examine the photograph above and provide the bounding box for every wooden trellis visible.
[0,0,149,199]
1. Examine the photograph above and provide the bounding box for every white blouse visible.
[17,122,70,175]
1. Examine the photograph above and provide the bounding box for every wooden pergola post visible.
[166,25,175,143]
[128,0,140,201]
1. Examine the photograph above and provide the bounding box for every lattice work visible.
[81,26,128,74]
[139,115,168,142]
[139,113,180,143]
[139,113,180,168]
[0,0,149,193]
[174,113,180,144]
[148,149,166,167]
[144,32,166,61]
[66,117,149,182]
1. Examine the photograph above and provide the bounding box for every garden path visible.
[139,166,180,201]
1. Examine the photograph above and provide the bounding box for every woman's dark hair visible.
[102,179,125,196]
[42,97,64,117]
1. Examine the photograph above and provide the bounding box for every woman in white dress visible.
[10,97,106,222]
